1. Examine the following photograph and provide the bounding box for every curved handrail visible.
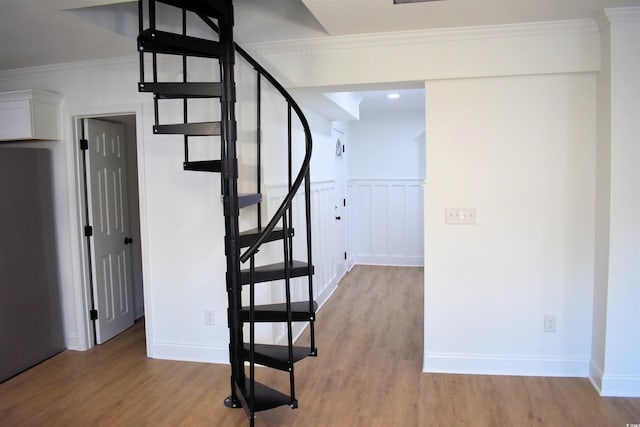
[199,15,313,264]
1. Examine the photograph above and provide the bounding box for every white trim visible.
[264,179,335,191]
[349,178,425,184]
[241,18,600,87]
[245,19,599,57]
[64,334,80,352]
[423,352,589,378]
[0,55,138,82]
[589,359,604,393]
[67,103,150,354]
[150,342,228,364]
[590,361,640,397]
[133,109,152,358]
[603,7,640,23]
[0,89,63,104]
[600,374,640,397]
[354,256,423,267]
[349,179,424,267]
[62,110,91,351]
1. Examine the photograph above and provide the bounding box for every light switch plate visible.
[445,207,476,224]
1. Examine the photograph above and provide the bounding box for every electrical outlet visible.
[204,309,215,326]
[544,315,557,333]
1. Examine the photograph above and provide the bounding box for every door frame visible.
[333,127,349,281]
[82,117,137,344]
[69,103,151,351]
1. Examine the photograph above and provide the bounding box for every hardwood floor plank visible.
[1,265,639,426]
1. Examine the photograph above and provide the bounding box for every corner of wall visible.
[589,359,604,393]
[64,334,81,351]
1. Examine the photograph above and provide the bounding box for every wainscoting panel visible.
[349,179,424,266]
[265,181,340,344]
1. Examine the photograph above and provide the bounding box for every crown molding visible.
[245,19,599,58]
[0,55,138,83]
[603,6,640,24]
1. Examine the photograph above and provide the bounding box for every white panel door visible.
[85,118,134,344]
[334,134,347,280]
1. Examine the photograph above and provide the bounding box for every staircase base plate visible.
[224,396,241,409]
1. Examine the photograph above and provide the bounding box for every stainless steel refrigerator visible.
[0,146,65,382]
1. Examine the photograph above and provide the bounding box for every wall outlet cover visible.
[445,207,476,224]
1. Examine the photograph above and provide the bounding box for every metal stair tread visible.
[238,193,262,209]
[238,227,291,248]
[138,29,221,59]
[183,160,222,172]
[138,82,222,99]
[155,0,231,20]
[242,343,312,371]
[240,301,317,323]
[154,121,221,136]
[240,261,312,285]
[233,378,294,415]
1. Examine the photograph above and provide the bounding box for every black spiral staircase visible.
[137,1,316,424]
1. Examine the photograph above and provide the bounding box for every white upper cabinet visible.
[0,90,63,141]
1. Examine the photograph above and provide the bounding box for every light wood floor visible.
[1,265,639,426]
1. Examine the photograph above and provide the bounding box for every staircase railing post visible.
[218,13,244,404]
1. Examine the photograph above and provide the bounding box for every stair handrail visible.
[198,15,313,264]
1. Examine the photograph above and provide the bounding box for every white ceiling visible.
[1,0,638,114]
[0,0,137,71]
[301,0,640,35]
[0,0,326,71]
[359,88,425,113]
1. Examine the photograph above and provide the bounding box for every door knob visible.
[124,237,133,245]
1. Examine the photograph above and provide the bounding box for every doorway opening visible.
[74,113,144,347]
[336,85,425,268]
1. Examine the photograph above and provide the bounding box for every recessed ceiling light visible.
[394,0,443,4]
[387,93,400,99]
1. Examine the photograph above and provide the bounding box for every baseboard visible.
[150,342,228,364]
[600,374,640,397]
[354,255,424,267]
[423,352,589,377]
[588,359,604,393]
[589,359,640,397]
[64,333,82,351]
[316,276,340,309]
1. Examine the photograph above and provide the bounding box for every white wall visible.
[248,20,599,87]
[348,109,425,180]
[591,8,640,397]
[423,74,596,376]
